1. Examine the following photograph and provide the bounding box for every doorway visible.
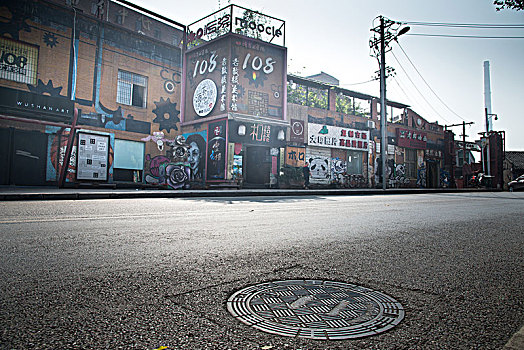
[245,146,271,185]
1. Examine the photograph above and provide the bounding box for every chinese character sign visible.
[206,119,227,180]
[308,123,369,151]
[396,128,427,149]
[285,146,306,167]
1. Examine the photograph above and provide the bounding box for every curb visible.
[0,187,498,201]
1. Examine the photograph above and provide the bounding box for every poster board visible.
[76,132,109,181]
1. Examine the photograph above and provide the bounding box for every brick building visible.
[0,0,184,186]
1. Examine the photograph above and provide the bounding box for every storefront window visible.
[347,151,363,174]
[114,139,145,182]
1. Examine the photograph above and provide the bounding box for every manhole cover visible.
[227,279,404,340]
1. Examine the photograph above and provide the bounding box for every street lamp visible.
[370,16,410,190]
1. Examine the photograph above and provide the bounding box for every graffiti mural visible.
[144,136,192,189]
[182,131,207,181]
[440,169,450,188]
[330,158,347,187]
[152,97,180,133]
[417,167,427,188]
[43,32,59,48]
[160,68,181,94]
[144,154,169,185]
[389,163,411,188]
[162,163,190,189]
[27,79,63,96]
[309,156,330,180]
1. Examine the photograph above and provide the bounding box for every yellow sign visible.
[285,146,306,167]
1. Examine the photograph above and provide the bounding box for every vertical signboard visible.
[290,119,305,143]
[230,36,285,119]
[206,119,227,180]
[76,133,109,181]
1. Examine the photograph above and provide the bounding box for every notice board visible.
[76,132,109,181]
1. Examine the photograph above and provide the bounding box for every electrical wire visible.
[403,21,524,28]
[339,78,378,87]
[406,33,524,39]
[390,50,452,124]
[395,41,467,121]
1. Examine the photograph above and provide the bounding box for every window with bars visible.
[0,37,38,85]
[116,70,148,108]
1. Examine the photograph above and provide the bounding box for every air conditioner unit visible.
[367,120,376,129]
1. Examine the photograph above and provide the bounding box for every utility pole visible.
[445,121,474,186]
[379,17,387,190]
[370,16,409,190]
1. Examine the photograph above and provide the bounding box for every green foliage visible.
[307,87,328,109]
[494,0,524,10]
[287,83,328,109]
[335,94,367,117]
[234,10,268,39]
[287,84,307,105]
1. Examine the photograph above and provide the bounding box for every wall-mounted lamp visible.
[277,129,285,141]
[238,124,246,136]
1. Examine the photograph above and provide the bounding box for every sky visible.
[133,0,524,150]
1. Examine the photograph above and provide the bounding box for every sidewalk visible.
[0,185,496,201]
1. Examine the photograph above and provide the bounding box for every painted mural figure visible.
[185,133,206,180]
[303,161,311,189]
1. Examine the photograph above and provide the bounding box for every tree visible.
[494,0,524,11]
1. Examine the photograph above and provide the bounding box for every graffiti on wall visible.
[309,156,330,180]
[417,167,427,188]
[144,136,192,189]
[27,79,63,96]
[389,163,411,188]
[440,169,450,188]
[152,97,180,133]
[144,154,170,185]
[160,68,181,94]
[182,131,207,181]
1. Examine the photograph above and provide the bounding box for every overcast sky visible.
[133,0,524,150]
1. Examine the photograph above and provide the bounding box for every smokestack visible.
[483,61,492,132]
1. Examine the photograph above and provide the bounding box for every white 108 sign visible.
[242,53,275,74]
[193,53,217,78]
[192,53,276,78]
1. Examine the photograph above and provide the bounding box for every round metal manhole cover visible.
[226,280,404,340]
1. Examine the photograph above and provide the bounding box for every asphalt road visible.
[1,192,523,349]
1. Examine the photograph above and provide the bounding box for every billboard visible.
[184,34,286,124]
[308,123,369,152]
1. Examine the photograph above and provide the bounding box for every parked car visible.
[508,175,524,192]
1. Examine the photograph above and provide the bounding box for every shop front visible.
[182,6,288,188]
[307,122,369,187]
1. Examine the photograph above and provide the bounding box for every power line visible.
[404,21,524,28]
[406,33,524,39]
[390,50,452,124]
[395,41,467,122]
[339,78,378,87]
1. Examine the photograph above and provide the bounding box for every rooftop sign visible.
[186,5,285,49]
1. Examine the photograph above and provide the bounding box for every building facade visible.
[1,1,451,189]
